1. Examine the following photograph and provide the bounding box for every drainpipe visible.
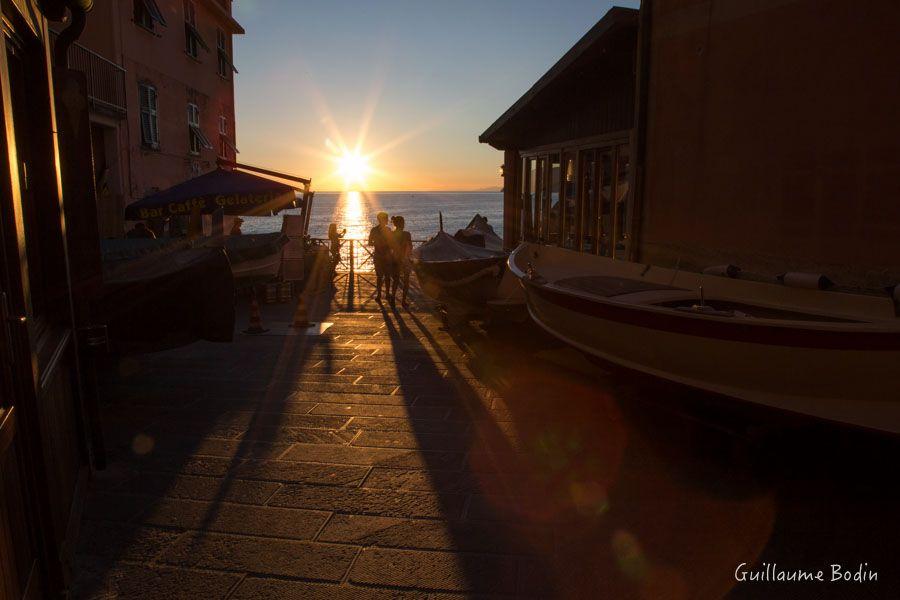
[47,0,94,68]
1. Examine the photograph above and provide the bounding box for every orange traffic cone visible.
[291,294,313,328]
[243,292,269,334]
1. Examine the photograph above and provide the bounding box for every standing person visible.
[230,217,244,236]
[328,223,346,268]
[368,211,393,303]
[391,215,412,308]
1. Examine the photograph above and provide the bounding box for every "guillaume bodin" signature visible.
[735,563,878,583]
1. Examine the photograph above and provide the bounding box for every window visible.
[134,0,166,31]
[187,102,212,154]
[218,115,227,157]
[183,0,209,58]
[139,83,159,148]
[216,29,237,77]
[217,114,238,158]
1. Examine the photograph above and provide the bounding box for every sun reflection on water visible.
[329,190,384,271]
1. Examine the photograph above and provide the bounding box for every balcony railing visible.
[54,35,127,115]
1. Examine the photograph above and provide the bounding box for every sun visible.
[336,151,370,189]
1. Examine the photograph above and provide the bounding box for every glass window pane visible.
[562,154,577,249]
[548,154,560,245]
[615,146,631,258]
[599,150,613,257]
[580,151,596,253]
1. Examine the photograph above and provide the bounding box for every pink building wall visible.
[74,0,243,235]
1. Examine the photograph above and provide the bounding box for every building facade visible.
[57,0,243,237]
[483,1,900,291]
[480,8,638,257]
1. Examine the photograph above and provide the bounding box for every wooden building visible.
[631,0,900,290]
[0,1,98,597]
[483,1,900,292]
[480,7,639,258]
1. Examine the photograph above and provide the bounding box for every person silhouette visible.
[368,211,393,303]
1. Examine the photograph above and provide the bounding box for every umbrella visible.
[125,168,299,220]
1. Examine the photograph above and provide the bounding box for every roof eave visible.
[478,6,638,149]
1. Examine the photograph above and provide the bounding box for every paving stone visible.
[319,514,550,555]
[233,459,369,485]
[160,532,357,580]
[191,398,318,414]
[362,468,482,493]
[82,492,153,522]
[346,416,468,435]
[273,381,398,395]
[73,564,241,600]
[349,547,518,594]
[238,426,357,445]
[269,484,466,519]
[337,362,423,375]
[353,431,473,452]
[229,578,465,600]
[285,391,411,405]
[281,443,465,470]
[125,473,281,505]
[140,497,329,539]
[76,520,182,562]
[122,453,236,477]
[311,403,448,419]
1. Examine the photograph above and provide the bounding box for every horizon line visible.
[313,189,502,194]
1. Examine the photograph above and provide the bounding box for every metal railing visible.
[310,237,426,273]
[57,37,127,114]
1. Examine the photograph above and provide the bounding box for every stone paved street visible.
[73,274,900,599]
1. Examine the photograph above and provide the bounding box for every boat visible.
[99,241,235,353]
[103,233,288,288]
[510,242,900,435]
[453,214,503,251]
[215,232,288,286]
[411,215,508,318]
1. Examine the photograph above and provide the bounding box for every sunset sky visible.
[232,0,638,191]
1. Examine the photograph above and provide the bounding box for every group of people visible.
[328,212,412,307]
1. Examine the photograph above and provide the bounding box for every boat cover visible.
[124,168,297,220]
[219,232,288,263]
[102,234,288,267]
[413,231,506,263]
[454,214,503,251]
[98,246,235,353]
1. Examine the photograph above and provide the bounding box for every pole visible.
[349,239,355,274]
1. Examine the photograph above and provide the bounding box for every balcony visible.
[54,35,127,115]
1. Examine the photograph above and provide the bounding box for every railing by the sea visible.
[309,237,427,273]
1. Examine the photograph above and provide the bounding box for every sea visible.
[242,191,503,242]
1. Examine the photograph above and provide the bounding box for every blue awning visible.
[125,168,299,220]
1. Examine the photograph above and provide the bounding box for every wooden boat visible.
[453,214,503,251]
[510,242,900,434]
[411,217,508,316]
[100,241,235,353]
[217,232,288,286]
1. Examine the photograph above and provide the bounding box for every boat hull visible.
[512,244,900,435]
[413,256,506,311]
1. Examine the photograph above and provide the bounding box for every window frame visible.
[188,102,201,154]
[134,0,166,32]
[139,82,160,149]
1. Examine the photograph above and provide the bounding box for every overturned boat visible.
[215,232,289,286]
[510,243,900,435]
[99,240,235,353]
[411,216,508,316]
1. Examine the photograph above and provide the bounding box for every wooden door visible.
[0,295,43,600]
[0,7,90,596]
